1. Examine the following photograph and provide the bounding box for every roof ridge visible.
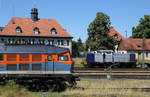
[12,17,56,21]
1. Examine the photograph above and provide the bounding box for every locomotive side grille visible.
[32,54,42,61]
[19,64,29,70]
[32,63,42,71]
[7,54,17,61]
[20,54,29,61]
[7,64,17,71]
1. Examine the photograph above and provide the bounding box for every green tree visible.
[72,41,79,57]
[72,38,86,57]
[86,12,116,51]
[77,38,86,56]
[132,15,150,38]
[77,38,84,51]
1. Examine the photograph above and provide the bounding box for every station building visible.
[0,8,73,52]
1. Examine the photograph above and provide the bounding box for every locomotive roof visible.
[0,43,69,54]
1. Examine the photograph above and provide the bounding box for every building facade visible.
[0,8,73,52]
[109,27,124,52]
[118,38,150,63]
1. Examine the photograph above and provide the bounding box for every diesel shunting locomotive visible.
[85,50,136,68]
[0,42,78,91]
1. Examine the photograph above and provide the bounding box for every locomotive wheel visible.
[51,81,67,92]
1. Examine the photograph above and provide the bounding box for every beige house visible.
[0,8,73,52]
[117,38,150,63]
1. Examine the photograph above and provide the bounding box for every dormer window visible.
[137,44,141,48]
[34,27,40,34]
[51,28,57,35]
[113,34,118,39]
[0,27,4,32]
[16,27,22,34]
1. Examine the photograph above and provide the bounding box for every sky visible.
[0,0,150,42]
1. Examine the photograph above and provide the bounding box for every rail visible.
[104,63,120,79]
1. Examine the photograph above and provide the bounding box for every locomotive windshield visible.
[58,55,69,61]
[47,55,52,61]
[0,54,3,61]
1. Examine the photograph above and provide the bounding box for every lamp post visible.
[142,34,145,69]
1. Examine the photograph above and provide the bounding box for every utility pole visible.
[142,34,145,69]
[125,30,127,38]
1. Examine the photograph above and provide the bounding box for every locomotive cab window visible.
[58,55,69,61]
[47,55,52,61]
[0,54,3,61]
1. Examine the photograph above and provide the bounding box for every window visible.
[113,34,118,39]
[64,40,67,46]
[51,28,57,35]
[17,39,21,44]
[40,40,44,45]
[146,52,149,58]
[47,55,52,61]
[52,40,54,45]
[34,27,40,34]
[16,26,22,34]
[34,39,40,44]
[1,38,4,42]
[58,55,69,61]
[54,40,57,45]
[67,40,69,46]
[21,39,25,44]
[61,40,64,45]
[138,52,141,55]
[10,39,13,44]
[24,39,28,45]
[137,44,142,48]
[58,40,61,45]
[49,40,52,45]
[44,40,49,45]
[31,39,34,45]
[0,54,3,61]
[8,39,10,44]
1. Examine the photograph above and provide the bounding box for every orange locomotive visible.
[0,43,78,91]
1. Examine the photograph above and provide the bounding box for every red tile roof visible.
[0,17,73,38]
[118,38,150,51]
[109,27,124,41]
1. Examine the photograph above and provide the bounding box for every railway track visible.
[73,67,150,79]
[74,67,150,71]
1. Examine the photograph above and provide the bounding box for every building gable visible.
[109,27,124,41]
[118,38,150,51]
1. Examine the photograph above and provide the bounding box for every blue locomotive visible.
[85,50,136,68]
[0,42,78,91]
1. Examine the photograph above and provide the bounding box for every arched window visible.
[34,27,40,34]
[16,26,22,34]
[50,28,57,35]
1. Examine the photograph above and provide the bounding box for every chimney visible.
[31,8,38,21]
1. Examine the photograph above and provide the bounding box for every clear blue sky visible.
[0,0,150,42]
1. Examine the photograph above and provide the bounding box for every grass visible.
[72,57,85,67]
[0,79,150,97]
[62,79,150,97]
